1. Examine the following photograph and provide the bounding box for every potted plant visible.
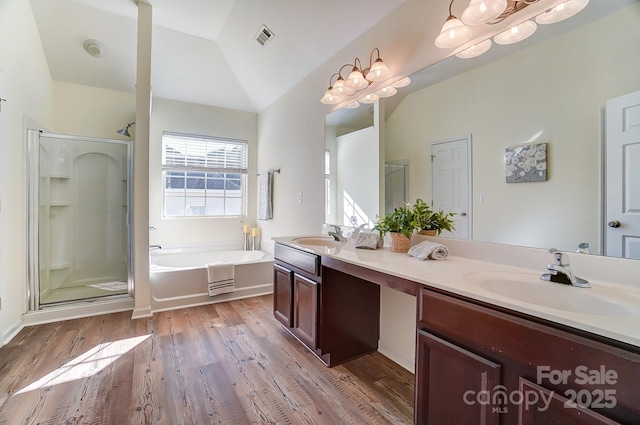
[373,204,415,252]
[410,198,456,236]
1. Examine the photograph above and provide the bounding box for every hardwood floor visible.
[0,295,414,424]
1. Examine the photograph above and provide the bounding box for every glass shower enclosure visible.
[27,130,132,308]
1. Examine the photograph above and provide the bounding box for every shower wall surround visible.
[28,131,131,308]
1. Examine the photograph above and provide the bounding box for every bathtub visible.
[149,248,273,312]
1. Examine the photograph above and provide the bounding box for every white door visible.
[605,90,640,259]
[430,136,471,239]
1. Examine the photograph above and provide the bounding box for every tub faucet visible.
[540,248,590,288]
[150,244,162,250]
[328,225,346,242]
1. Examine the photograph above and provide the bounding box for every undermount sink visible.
[463,271,635,318]
[291,236,340,247]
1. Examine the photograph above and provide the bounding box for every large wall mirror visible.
[325,0,640,259]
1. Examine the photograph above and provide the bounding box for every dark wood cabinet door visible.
[518,378,621,425]
[415,329,501,425]
[273,264,293,327]
[292,273,319,349]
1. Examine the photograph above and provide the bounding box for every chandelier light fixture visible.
[321,48,408,107]
[436,0,590,59]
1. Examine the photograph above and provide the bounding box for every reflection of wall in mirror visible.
[325,126,379,228]
[385,4,640,254]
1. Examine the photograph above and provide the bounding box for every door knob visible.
[608,220,621,228]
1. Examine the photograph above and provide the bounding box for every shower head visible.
[116,122,135,137]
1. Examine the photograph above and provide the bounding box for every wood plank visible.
[0,295,414,424]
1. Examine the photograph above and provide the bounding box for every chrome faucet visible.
[150,244,162,250]
[328,225,347,242]
[541,248,590,288]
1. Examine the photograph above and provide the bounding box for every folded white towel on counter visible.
[408,241,449,260]
[207,262,235,296]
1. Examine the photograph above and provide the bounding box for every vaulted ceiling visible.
[30,0,408,112]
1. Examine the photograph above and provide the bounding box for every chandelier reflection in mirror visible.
[320,48,411,108]
[437,0,589,59]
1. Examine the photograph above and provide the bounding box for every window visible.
[162,132,248,217]
[325,149,331,216]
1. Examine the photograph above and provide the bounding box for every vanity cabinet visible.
[273,243,380,366]
[273,243,321,351]
[415,288,640,425]
[273,264,293,327]
[292,273,319,349]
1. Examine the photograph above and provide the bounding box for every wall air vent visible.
[255,25,275,47]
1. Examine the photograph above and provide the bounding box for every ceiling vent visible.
[255,25,275,47]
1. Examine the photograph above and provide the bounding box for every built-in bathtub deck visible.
[150,248,274,311]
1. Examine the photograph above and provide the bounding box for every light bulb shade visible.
[329,77,356,96]
[376,86,397,98]
[367,58,391,81]
[391,77,411,88]
[344,67,369,91]
[435,16,473,49]
[343,100,360,109]
[494,20,537,45]
[461,0,507,26]
[320,88,342,104]
[359,92,379,104]
[456,38,492,59]
[535,0,589,25]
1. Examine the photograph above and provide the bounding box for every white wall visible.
[53,82,136,139]
[0,0,53,344]
[148,98,258,249]
[335,127,378,227]
[385,6,640,253]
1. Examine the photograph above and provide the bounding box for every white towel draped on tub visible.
[258,170,273,220]
[207,262,235,296]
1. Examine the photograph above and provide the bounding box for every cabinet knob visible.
[460,212,467,217]
[608,220,621,228]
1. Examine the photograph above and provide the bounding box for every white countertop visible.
[273,236,640,349]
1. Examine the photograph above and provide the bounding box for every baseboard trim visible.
[22,297,135,327]
[2,318,25,347]
[378,342,415,373]
[131,306,152,319]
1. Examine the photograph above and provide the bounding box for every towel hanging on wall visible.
[258,170,274,220]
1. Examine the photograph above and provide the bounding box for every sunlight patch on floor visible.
[16,334,150,394]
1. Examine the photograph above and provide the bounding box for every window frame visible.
[161,132,248,218]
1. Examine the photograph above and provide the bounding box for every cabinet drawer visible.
[275,243,320,277]
[417,288,640,424]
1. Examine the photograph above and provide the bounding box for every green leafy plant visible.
[374,199,456,238]
[410,199,456,236]
[373,204,415,239]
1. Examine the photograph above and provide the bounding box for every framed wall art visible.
[505,142,547,183]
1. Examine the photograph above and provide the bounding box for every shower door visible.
[385,160,409,214]
[28,130,131,308]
